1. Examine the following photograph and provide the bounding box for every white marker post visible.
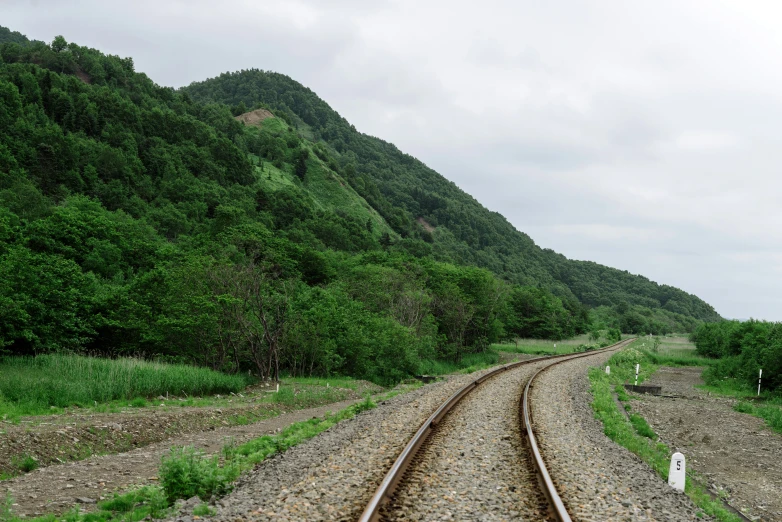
[634,363,640,386]
[758,369,762,396]
[668,452,685,491]
[605,366,610,375]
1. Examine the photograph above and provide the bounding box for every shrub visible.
[159,446,240,503]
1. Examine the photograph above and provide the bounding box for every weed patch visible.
[14,455,38,473]
[732,401,782,433]
[159,447,240,503]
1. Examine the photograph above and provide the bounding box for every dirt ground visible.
[631,366,782,522]
[1,398,363,517]
[0,381,381,475]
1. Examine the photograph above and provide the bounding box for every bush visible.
[159,446,240,503]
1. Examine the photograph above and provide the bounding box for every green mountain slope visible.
[0,30,718,386]
[184,70,722,324]
[0,30,607,384]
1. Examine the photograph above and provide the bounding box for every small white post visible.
[605,366,610,375]
[668,452,686,491]
[634,363,640,386]
[758,368,762,396]
[554,343,557,348]
[276,383,280,393]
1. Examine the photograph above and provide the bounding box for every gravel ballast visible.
[197,369,511,522]
[383,360,550,521]
[532,349,709,521]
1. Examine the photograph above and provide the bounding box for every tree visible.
[294,148,309,181]
[51,36,67,53]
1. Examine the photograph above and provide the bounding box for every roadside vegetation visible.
[589,342,742,522]
[690,320,782,393]
[688,320,782,431]
[0,384,420,522]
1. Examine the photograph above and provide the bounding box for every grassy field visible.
[636,335,717,367]
[0,354,251,419]
[416,351,500,376]
[492,334,595,355]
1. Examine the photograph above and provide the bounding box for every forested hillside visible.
[0,30,718,384]
[183,70,721,329]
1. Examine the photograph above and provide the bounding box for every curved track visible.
[359,339,632,521]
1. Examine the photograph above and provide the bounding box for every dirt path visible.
[631,367,782,522]
[1,399,361,517]
[0,382,379,476]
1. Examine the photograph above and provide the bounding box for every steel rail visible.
[521,339,633,521]
[358,341,628,522]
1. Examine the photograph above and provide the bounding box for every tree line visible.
[690,320,782,392]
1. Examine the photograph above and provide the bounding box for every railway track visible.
[359,339,633,521]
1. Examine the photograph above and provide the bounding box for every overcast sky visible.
[6,0,782,320]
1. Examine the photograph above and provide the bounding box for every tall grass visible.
[492,334,593,355]
[0,354,250,415]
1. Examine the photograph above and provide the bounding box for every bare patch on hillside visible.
[416,217,435,233]
[234,109,275,127]
[74,67,91,84]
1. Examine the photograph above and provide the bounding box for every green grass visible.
[280,376,364,391]
[629,413,657,439]
[192,504,215,517]
[0,354,251,421]
[1,486,169,522]
[14,455,38,473]
[588,342,743,522]
[492,334,601,356]
[271,385,351,408]
[636,335,716,367]
[733,401,782,433]
[415,350,500,376]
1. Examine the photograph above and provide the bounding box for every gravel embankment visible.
[189,368,511,522]
[532,350,709,521]
[385,361,549,521]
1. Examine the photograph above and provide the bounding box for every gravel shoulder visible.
[532,350,706,521]
[632,366,782,521]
